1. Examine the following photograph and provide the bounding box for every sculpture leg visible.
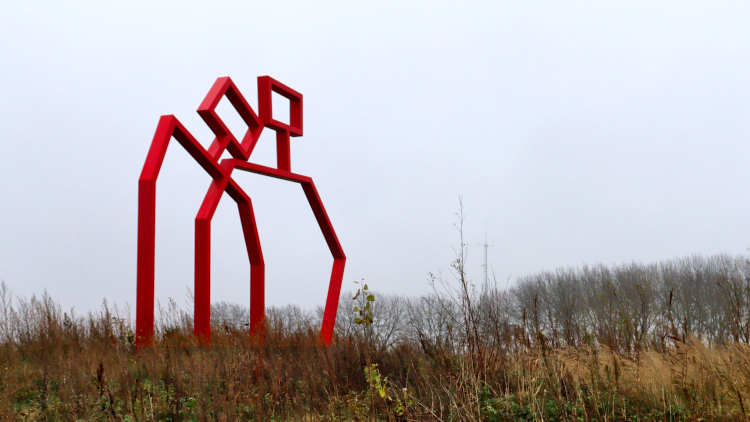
[321,258,346,345]
[299,180,346,345]
[228,181,265,339]
[136,179,156,347]
[194,217,212,342]
[194,180,228,342]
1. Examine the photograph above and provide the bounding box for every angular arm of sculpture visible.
[226,159,346,345]
[136,115,225,347]
[299,180,346,345]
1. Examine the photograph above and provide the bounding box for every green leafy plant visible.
[364,363,415,418]
[352,278,374,328]
[364,363,386,399]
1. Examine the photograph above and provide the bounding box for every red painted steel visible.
[136,76,346,347]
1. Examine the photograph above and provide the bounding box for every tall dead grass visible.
[1,279,749,421]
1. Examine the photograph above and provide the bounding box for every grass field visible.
[1,267,749,421]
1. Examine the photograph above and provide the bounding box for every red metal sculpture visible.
[136,76,346,347]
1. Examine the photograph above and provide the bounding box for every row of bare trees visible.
[332,254,750,356]
[4,256,745,357]
[504,254,750,352]
[211,253,750,358]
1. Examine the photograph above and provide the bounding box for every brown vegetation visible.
[2,249,750,421]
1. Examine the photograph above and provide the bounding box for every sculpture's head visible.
[196,76,303,163]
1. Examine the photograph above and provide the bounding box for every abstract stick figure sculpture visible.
[136,76,346,347]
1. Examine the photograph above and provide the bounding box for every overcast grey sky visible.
[1,1,749,313]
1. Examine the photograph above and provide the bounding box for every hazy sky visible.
[1,1,749,314]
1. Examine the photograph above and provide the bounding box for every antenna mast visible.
[482,232,489,286]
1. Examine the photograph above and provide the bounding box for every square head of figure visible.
[258,76,303,137]
[197,77,264,161]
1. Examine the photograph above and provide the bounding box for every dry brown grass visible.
[1,284,749,420]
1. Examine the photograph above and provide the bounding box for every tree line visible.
[212,253,750,356]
